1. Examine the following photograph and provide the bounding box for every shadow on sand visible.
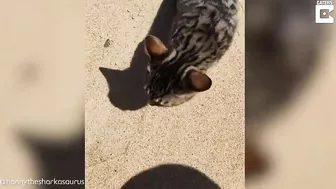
[19,125,85,189]
[100,0,177,111]
[121,164,220,189]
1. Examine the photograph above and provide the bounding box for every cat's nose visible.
[148,99,160,106]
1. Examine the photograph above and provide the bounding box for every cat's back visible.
[172,0,238,55]
[177,0,238,15]
[174,0,238,39]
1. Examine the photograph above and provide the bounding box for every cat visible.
[245,0,324,178]
[144,0,238,106]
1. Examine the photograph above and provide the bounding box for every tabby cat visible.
[144,0,238,106]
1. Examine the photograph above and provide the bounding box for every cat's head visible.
[143,35,212,107]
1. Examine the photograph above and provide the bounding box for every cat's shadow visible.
[99,0,177,110]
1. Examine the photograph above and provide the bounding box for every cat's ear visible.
[185,70,212,92]
[144,35,168,60]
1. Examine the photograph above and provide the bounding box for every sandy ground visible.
[85,0,245,188]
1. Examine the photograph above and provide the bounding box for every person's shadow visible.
[121,164,221,189]
[18,123,85,189]
[99,0,177,111]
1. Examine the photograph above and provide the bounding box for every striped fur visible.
[145,0,238,106]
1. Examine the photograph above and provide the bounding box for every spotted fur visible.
[145,0,238,106]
